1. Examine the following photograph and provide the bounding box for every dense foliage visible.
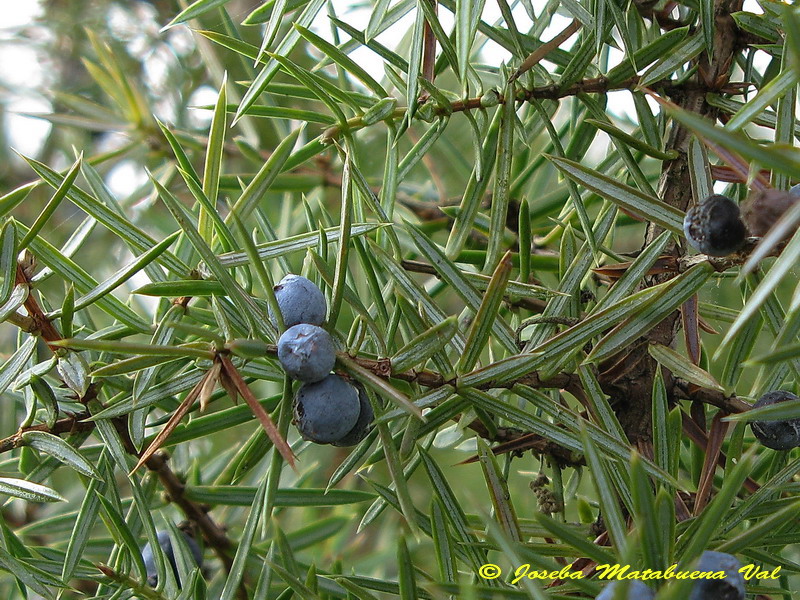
[1,0,799,598]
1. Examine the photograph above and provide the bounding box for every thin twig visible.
[509,19,582,83]
[15,263,63,348]
[419,0,437,101]
[400,259,548,313]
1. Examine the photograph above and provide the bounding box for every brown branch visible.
[635,1,687,30]
[677,237,788,272]
[510,19,582,83]
[0,413,94,454]
[597,237,789,278]
[318,74,743,143]
[673,380,752,413]
[400,259,548,313]
[443,76,737,116]
[463,423,586,468]
[15,262,62,348]
[272,349,580,393]
[419,0,437,101]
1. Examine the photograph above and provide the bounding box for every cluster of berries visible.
[596,551,745,599]
[273,274,373,446]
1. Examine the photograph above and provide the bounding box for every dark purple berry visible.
[332,382,374,447]
[750,390,800,450]
[688,551,745,600]
[293,374,360,444]
[142,529,203,588]
[683,195,747,257]
[272,274,326,328]
[278,324,336,382]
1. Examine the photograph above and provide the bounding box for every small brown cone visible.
[741,189,799,238]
